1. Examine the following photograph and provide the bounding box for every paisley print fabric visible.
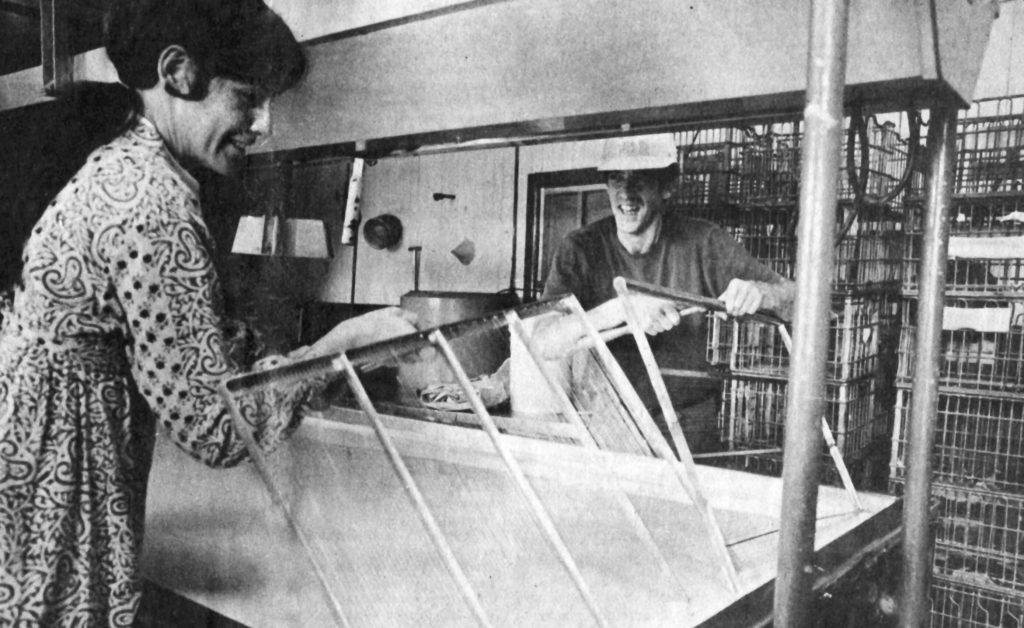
[0,118,316,626]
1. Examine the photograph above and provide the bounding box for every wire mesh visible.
[930,576,1024,627]
[838,112,924,203]
[925,484,1024,581]
[956,95,1024,197]
[678,112,921,207]
[896,299,1024,393]
[707,292,899,380]
[680,203,904,291]
[890,387,1024,494]
[730,122,801,206]
[901,198,1024,296]
[718,374,888,462]
[934,544,1024,597]
[678,126,745,206]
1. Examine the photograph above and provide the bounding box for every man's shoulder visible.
[662,212,724,241]
[561,215,618,247]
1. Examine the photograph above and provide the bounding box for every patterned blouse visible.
[0,117,313,626]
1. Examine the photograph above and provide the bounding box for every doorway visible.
[523,169,611,300]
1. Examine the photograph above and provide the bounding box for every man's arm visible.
[718,277,796,320]
[531,294,686,359]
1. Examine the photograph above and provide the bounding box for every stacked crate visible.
[889,95,1024,626]
[675,115,911,487]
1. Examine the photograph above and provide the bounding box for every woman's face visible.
[176,77,271,175]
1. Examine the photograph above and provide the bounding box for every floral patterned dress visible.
[0,117,314,626]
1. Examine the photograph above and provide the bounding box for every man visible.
[541,134,794,453]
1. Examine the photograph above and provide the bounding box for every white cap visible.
[597,134,678,171]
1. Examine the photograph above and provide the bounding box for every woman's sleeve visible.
[95,199,317,468]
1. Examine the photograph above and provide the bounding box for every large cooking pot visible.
[400,290,520,329]
[398,290,520,387]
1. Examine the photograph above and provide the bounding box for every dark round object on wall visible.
[363,213,404,250]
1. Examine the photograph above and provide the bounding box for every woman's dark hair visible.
[2,1,306,290]
[105,0,307,98]
[65,0,306,147]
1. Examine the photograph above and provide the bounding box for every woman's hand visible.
[302,307,419,359]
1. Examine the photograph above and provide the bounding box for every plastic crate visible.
[718,374,889,462]
[707,292,899,380]
[901,198,1024,296]
[890,387,1024,493]
[930,575,1024,627]
[956,96,1024,197]
[896,299,1024,393]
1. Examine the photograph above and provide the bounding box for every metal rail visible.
[899,105,959,627]
[774,1,850,626]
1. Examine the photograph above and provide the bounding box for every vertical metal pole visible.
[899,105,958,628]
[774,0,849,625]
[39,0,72,96]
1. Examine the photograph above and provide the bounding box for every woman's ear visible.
[157,45,199,99]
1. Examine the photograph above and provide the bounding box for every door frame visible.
[523,168,607,300]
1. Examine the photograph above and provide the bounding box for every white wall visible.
[973,0,1024,99]
[344,147,517,304]
[0,1,467,110]
[264,0,471,42]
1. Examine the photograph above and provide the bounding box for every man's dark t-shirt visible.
[543,212,785,413]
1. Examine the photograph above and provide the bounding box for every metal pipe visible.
[899,104,958,628]
[337,354,493,627]
[773,0,850,625]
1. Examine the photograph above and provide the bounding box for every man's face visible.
[605,170,666,236]
[177,77,271,175]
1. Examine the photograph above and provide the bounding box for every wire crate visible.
[833,203,906,291]
[930,575,1024,627]
[956,96,1024,197]
[685,203,904,291]
[704,440,888,490]
[678,126,746,205]
[903,197,1024,238]
[718,374,889,462]
[935,545,1024,597]
[901,198,1024,296]
[707,292,899,380]
[925,484,1024,573]
[838,112,923,203]
[730,122,801,206]
[896,299,1024,393]
[890,387,1024,493]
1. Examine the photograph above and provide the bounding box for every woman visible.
[0,1,414,624]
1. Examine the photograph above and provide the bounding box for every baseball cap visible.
[597,134,678,171]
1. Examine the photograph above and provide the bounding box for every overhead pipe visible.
[773,0,850,625]
[899,104,958,627]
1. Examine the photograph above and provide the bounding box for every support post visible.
[898,105,958,628]
[773,0,850,625]
[39,0,72,96]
